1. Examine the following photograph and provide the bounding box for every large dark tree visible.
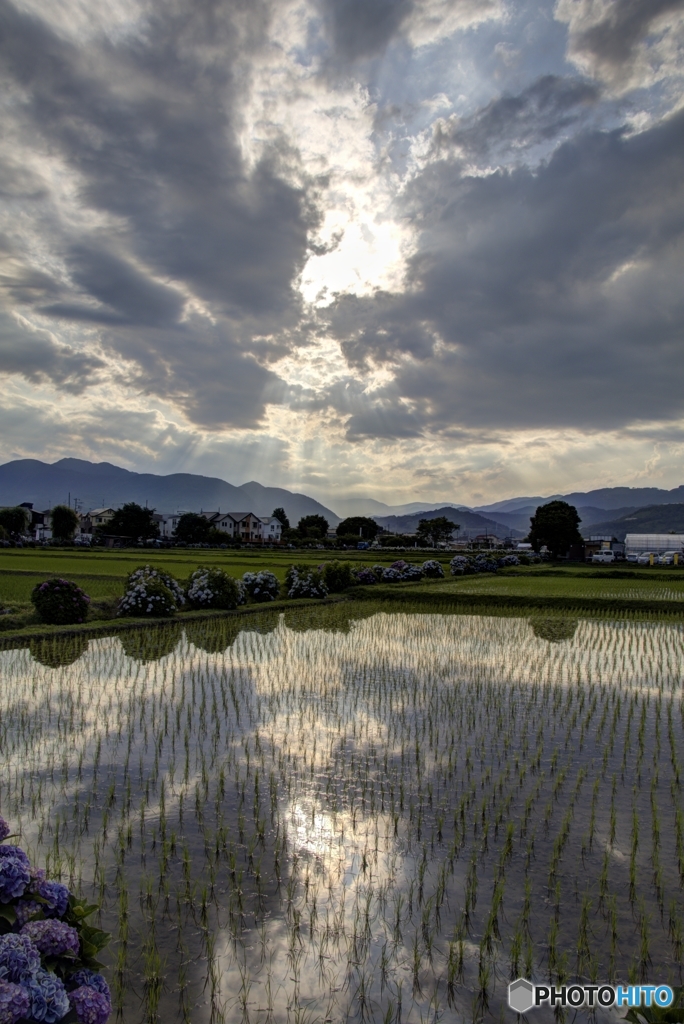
[174,512,211,544]
[0,506,29,539]
[528,501,582,558]
[336,516,379,540]
[271,507,290,530]
[297,514,329,539]
[416,516,459,546]
[51,504,80,541]
[107,503,159,542]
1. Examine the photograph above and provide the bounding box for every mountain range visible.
[2,458,684,540]
[0,459,342,526]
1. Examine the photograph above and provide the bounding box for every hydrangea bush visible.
[352,567,377,585]
[186,567,244,610]
[285,565,328,600]
[242,571,279,602]
[118,566,185,618]
[321,561,354,593]
[0,816,111,1024]
[421,560,444,579]
[30,580,90,626]
[401,564,424,581]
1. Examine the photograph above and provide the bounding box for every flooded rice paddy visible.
[1,604,683,1023]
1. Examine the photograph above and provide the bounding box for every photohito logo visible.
[508,979,674,1014]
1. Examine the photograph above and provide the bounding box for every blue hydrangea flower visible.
[68,970,110,999]
[0,979,31,1024]
[0,848,29,868]
[21,920,79,958]
[0,855,30,903]
[0,818,10,843]
[23,968,70,1023]
[68,985,111,1024]
[0,934,41,983]
[34,881,70,918]
[14,900,41,927]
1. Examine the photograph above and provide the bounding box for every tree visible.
[415,516,459,546]
[51,505,80,542]
[107,503,160,542]
[174,512,211,544]
[336,516,379,540]
[0,506,29,539]
[528,501,582,558]
[297,514,329,539]
[272,507,290,531]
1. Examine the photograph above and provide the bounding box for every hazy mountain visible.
[373,506,524,539]
[475,485,684,515]
[580,504,684,542]
[237,481,340,526]
[333,497,464,517]
[490,504,640,535]
[0,459,340,525]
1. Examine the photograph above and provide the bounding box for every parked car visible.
[592,551,615,563]
[637,553,653,565]
[658,551,678,565]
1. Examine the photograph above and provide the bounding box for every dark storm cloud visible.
[42,245,186,326]
[432,75,600,161]
[318,0,413,61]
[0,312,103,392]
[0,0,314,424]
[565,0,684,84]
[329,106,684,436]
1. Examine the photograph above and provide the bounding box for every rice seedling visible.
[0,607,683,1021]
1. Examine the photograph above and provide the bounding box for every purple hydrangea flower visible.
[0,847,29,868]
[0,980,31,1024]
[14,900,41,927]
[23,968,70,1023]
[0,934,41,983]
[21,920,79,957]
[30,867,47,886]
[0,856,30,904]
[68,986,111,1024]
[34,881,70,919]
[0,819,10,843]
[67,971,110,999]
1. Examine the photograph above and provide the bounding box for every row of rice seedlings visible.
[0,612,683,1021]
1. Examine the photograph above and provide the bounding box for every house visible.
[19,503,52,540]
[86,507,116,531]
[259,516,283,544]
[204,511,266,543]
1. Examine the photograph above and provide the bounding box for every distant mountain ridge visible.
[475,485,684,514]
[372,506,524,540]
[0,458,341,526]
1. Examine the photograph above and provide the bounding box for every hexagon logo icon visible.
[509,978,535,1014]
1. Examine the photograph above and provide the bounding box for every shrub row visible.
[30,557,453,624]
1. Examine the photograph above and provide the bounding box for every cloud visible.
[430,75,601,163]
[317,0,503,63]
[0,311,103,391]
[556,0,684,94]
[329,105,684,435]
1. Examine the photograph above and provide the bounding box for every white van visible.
[592,551,615,564]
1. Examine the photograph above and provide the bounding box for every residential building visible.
[86,507,116,531]
[205,511,266,543]
[259,516,282,543]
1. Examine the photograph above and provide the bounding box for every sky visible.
[1,0,683,507]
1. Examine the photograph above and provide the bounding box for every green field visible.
[2,548,684,630]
